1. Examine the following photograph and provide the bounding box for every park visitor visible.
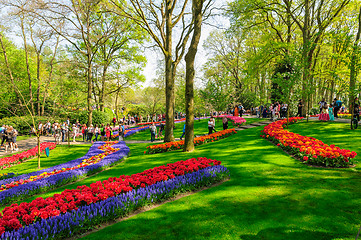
[100,124,106,141]
[296,99,303,117]
[119,123,125,141]
[81,124,87,142]
[318,98,326,114]
[72,124,78,142]
[180,124,186,140]
[94,125,100,141]
[105,124,112,141]
[158,122,164,139]
[328,104,335,121]
[150,123,157,142]
[222,117,228,130]
[208,117,215,134]
[88,124,94,142]
[334,98,342,118]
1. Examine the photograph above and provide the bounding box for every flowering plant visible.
[215,115,246,127]
[261,117,357,167]
[0,142,56,170]
[0,157,226,237]
[145,129,237,154]
[0,173,16,181]
[0,141,129,206]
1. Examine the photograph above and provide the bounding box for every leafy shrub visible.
[74,110,113,125]
[0,116,55,135]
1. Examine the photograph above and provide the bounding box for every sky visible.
[141,0,230,87]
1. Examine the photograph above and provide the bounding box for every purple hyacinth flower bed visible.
[1,165,229,239]
[0,142,129,206]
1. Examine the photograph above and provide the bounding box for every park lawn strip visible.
[0,144,91,175]
[125,119,211,141]
[79,125,361,240]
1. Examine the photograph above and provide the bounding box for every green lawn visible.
[3,120,361,239]
[0,144,91,175]
[78,121,361,240]
[126,117,266,141]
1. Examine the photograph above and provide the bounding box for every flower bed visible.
[146,129,237,154]
[0,142,56,170]
[261,117,357,167]
[216,115,246,127]
[0,173,16,181]
[0,141,129,206]
[111,125,150,139]
[0,158,229,238]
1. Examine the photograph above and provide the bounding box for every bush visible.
[74,110,113,126]
[0,116,55,135]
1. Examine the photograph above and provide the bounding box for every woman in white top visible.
[208,118,215,134]
[72,124,78,142]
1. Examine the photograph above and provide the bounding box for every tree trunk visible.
[99,65,108,112]
[350,6,361,128]
[20,17,35,115]
[37,135,41,169]
[164,2,175,142]
[184,0,204,152]
[36,53,41,116]
[87,54,93,126]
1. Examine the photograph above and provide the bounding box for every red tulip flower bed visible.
[0,142,56,170]
[0,157,222,235]
[145,129,237,154]
[261,117,357,167]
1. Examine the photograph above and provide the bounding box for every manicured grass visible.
[0,144,91,175]
[126,118,265,141]
[77,121,361,240]
[5,120,361,239]
[126,119,212,141]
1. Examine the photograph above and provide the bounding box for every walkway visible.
[0,136,88,157]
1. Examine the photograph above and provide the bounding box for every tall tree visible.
[184,0,206,152]
[349,5,361,127]
[112,0,194,142]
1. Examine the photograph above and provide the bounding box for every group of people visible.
[318,98,343,121]
[0,125,18,152]
[33,120,127,144]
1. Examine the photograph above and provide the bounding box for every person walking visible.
[334,98,342,118]
[180,124,186,140]
[158,122,164,139]
[88,124,94,142]
[94,124,100,141]
[72,124,78,142]
[328,104,335,121]
[105,124,112,141]
[208,117,215,134]
[118,122,125,141]
[81,124,87,142]
[222,117,228,130]
[150,123,157,142]
[296,100,303,117]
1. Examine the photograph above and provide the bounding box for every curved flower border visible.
[146,129,237,154]
[0,141,129,206]
[261,117,357,167]
[0,157,228,238]
[0,142,56,170]
[216,115,246,127]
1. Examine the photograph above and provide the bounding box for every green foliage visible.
[0,116,54,134]
[75,110,113,125]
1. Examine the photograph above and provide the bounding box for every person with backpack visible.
[118,122,125,141]
[334,98,342,118]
